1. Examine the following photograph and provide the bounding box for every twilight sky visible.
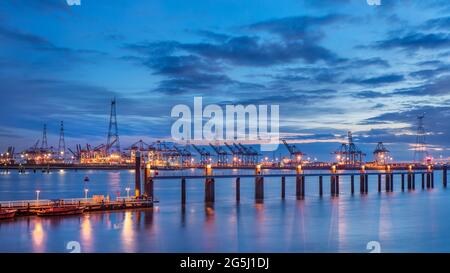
[0,0,449,161]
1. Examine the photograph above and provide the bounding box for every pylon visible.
[58,121,66,159]
[41,124,48,150]
[414,114,428,163]
[106,98,120,154]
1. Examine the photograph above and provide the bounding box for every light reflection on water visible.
[0,169,449,252]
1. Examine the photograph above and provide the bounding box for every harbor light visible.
[331,165,336,173]
[256,164,261,175]
[408,165,413,172]
[36,190,40,202]
[84,188,89,200]
[361,165,365,173]
[296,164,302,174]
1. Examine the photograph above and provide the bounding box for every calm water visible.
[0,168,449,253]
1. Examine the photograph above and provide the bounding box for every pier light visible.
[84,188,89,200]
[125,187,131,198]
[205,164,212,176]
[428,165,432,172]
[296,164,302,174]
[331,165,337,173]
[256,164,262,175]
[35,190,40,202]
[361,165,366,173]
[408,165,413,172]
[387,165,391,172]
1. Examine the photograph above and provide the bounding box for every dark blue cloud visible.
[344,74,404,85]
[374,32,450,50]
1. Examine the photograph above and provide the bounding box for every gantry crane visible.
[282,139,305,165]
[209,143,228,166]
[191,144,211,166]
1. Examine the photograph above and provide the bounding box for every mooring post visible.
[296,165,304,200]
[360,174,364,194]
[351,175,354,195]
[319,176,323,197]
[255,165,264,203]
[391,173,394,192]
[204,164,215,203]
[365,173,369,194]
[181,177,186,205]
[431,170,434,188]
[144,163,154,202]
[134,151,141,197]
[236,177,240,202]
[378,174,381,193]
[385,165,392,192]
[281,176,286,199]
[443,165,448,188]
[401,173,405,191]
[426,165,432,189]
[336,175,339,195]
[330,165,337,196]
[422,173,425,189]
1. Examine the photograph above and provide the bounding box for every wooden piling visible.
[281,176,286,199]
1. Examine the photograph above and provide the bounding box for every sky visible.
[0,0,449,161]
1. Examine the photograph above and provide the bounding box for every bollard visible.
[422,173,425,189]
[281,176,285,200]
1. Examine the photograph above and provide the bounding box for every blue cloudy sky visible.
[0,0,449,161]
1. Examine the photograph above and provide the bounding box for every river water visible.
[0,168,449,253]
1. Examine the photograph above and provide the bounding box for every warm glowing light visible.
[361,165,366,172]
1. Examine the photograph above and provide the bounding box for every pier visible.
[143,163,446,205]
[0,198,157,216]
